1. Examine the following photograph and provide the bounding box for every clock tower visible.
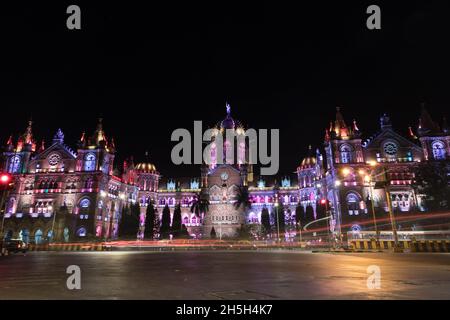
[201,105,249,238]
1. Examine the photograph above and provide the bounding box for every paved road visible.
[1,251,450,299]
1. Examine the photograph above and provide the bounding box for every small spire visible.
[226,102,231,116]
[80,131,85,142]
[418,103,440,136]
[324,128,330,142]
[97,117,103,130]
[334,106,348,137]
[442,116,449,133]
[24,119,33,144]
[6,135,13,145]
[53,128,64,144]
[353,119,359,131]
[408,126,418,139]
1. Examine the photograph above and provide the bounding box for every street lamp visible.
[319,198,333,250]
[274,202,280,242]
[359,171,379,248]
[366,161,400,251]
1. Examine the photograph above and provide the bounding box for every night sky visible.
[0,1,449,178]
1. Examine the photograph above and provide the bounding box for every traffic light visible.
[0,173,11,184]
[0,173,13,191]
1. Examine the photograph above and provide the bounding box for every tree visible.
[237,224,251,240]
[295,204,304,226]
[152,209,160,240]
[129,202,141,238]
[171,204,182,238]
[234,186,251,211]
[414,162,450,211]
[305,205,314,223]
[144,201,156,239]
[119,203,140,238]
[160,204,171,239]
[274,202,285,239]
[316,202,326,219]
[118,204,130,238]
[210,227,217,239]
[260,206,271,235]
[179,225,190,239]
[190,194,209,217]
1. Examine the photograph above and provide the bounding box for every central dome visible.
[135,162,157,174]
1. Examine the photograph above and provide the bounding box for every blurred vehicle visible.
[0,239,28,255]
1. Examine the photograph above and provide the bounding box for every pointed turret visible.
[324,128,330,142]
[352,119,361,137]
[16,119,36,152]
[353,119,359,132]
[6,135,13,151]
[408,126,418,140]
[40,139,45,152]
[24,119,33,145]
[417,103,441,136]
[91,118,107,146]
[333,107,349,138]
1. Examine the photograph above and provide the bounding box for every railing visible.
[348,230,450,241]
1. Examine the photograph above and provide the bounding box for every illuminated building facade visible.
[1,104,448,243]
[1,119,138,243]
[308,106,450,239]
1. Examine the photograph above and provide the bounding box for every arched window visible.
[84,153,96,171]
[63,227,70,242]
[19,229,30,243]
[96,225,102,237]
[47,230,54,242]
[7,198,15,214]
[34,229,43,245]
[8,155,21,173]
[183,217,189,225]
[346,193,360,216]
[432,141,446,160]
[79,198,90,210]
[340,145,353,164]
[76,227,87,237]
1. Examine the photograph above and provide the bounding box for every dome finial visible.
[221,102,235,129]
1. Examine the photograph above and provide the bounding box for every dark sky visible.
[0,1,449,178]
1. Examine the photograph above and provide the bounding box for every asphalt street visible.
[1,251,450,299]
